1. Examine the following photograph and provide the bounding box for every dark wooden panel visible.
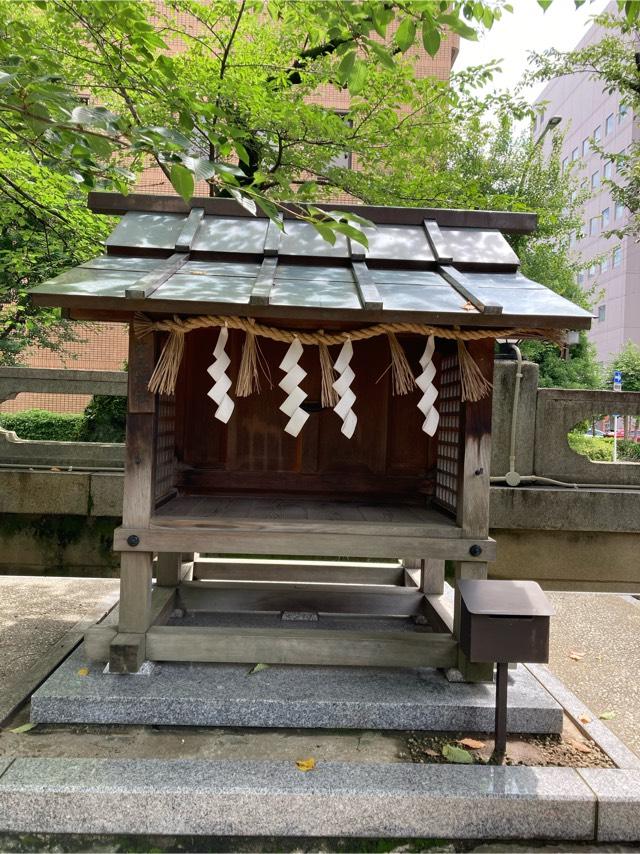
[174,329,434,501]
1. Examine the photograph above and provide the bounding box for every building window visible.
[605,113,615,135]
[590,216,600,236]
[602,207,610,227]
[601,255,609,273]
[615,201,625,219]
[598,305,606,323]
[577,271,585,285]
[589,263,597,277]
[562,156,568,172]
[569,229,577,247]
[582,137,590,157]
[593,125,601,143]
[603,161,613,180]
[618,103,629,123]
[613,246,622,267]
[591,171,601,189]
[571,147,579,161]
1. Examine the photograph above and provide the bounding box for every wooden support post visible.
[156,552,195,585]
[420,559,445,595]
[110,326,156,674]
[452,339,495,682]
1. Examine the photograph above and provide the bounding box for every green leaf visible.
[537,0,553,9]
[248,662,270,675]
[348,60,367,96]
[312,220,337,245]
[438,13,478,40]
[442,743,474,764]
[367,41,395,70]
[170,163,194,202]
[228,188,257,215]
[338,49,356,81]
[422,22,441,58]
[599,710,616,720]
[395,17,417,52]
[9,722,37,734]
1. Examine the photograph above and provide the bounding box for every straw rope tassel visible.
[457,340,493,402]
[319,343,339,408]
[387,332,415,395]
[278,338,309,437]
[332,340,357,439]
[416,336,440,436]
[207,326,234,423]
[236,330,260,397]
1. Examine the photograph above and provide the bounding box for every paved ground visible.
[547,591,640,757]
[0,576,119,696]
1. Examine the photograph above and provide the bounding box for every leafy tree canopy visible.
[609,341,640,391]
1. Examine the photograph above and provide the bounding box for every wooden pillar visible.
[156,552,195,586]
[452,339,494,682]
[110,326,156,673]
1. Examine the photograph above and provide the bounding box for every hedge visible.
[568,433,640,463]
[0,394,126,443]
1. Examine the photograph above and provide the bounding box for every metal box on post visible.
[457,579,554,664]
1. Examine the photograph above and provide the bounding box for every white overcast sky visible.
[456,0,610,102]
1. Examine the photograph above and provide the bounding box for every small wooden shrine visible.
[30,193,591,678]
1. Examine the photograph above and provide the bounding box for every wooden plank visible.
[114,526,497,562]
[438,264,502,315]
[125,252,190,300]
[88,192,538,233]
[352,261,383,310]
[118,552,154,634]
[156,553,182,586]
[145,625,457,668]
[110,632,146,673]
[177,582,424,616]
[457,339,494,540]
[126,325,155,415]
[249,257,277,305]
[192,560,404,585]
[263,214,283,255]
[423,219,453,263]
[175,207,205,251]
[423,592,454,634]
[347,237,366,262]
[421,558,445,595]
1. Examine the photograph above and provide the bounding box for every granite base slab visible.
[579,769,640,842]
[0,758,595,839]
[31,648,562,733]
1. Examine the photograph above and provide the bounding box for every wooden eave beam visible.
[352,261,383,311]
[125,252,190,300]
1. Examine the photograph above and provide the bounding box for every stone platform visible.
[32,645,562,732]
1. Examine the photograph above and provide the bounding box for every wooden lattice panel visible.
[155,393,177,501]
[435,352,462,513]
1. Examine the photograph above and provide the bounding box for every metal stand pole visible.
[494,661,509,759]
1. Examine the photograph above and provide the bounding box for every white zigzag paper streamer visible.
[206,326,234,423]
[278,338,309,437]
[416,335,439,436]
[332,340,357,439]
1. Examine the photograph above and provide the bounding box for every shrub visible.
[618,440,640,462]
[78,394,126,443]
[0,409,85,441]
[567,433,613,461]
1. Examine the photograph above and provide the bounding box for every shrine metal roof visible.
[29,194,592,331]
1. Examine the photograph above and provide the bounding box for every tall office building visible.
[535,10,637,364]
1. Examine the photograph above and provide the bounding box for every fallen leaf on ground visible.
[296,758,316,772]
[458,737,485,750]
[568,650,585,661]
[568,739,592,754]
[77,667,89,677]
[578,714,592,725]
[599,710,616,720]
[442,743,474,764]
[422,748,439,758]
[247,663,269,675]
[8,723,36,734]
